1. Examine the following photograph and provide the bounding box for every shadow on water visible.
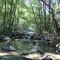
[0,55,32,60]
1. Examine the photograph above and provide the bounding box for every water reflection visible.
[0,55,27,60]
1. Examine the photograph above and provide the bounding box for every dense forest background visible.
[0,0,60,44]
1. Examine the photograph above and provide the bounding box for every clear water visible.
[0,56,25,60]
[0,55,32,60]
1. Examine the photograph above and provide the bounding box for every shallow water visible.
[0,55,32,60]
[0,55,24,60]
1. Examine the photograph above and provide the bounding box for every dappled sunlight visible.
[22,53,42,60]
[0,52,18,56]
[0,52,9,56]
[24,53,60,60]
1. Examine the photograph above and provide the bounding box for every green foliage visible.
[0,0,60,34]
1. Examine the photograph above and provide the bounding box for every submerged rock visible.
[2,44,16,51]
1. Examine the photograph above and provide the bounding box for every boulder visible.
[2,44,16,51]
